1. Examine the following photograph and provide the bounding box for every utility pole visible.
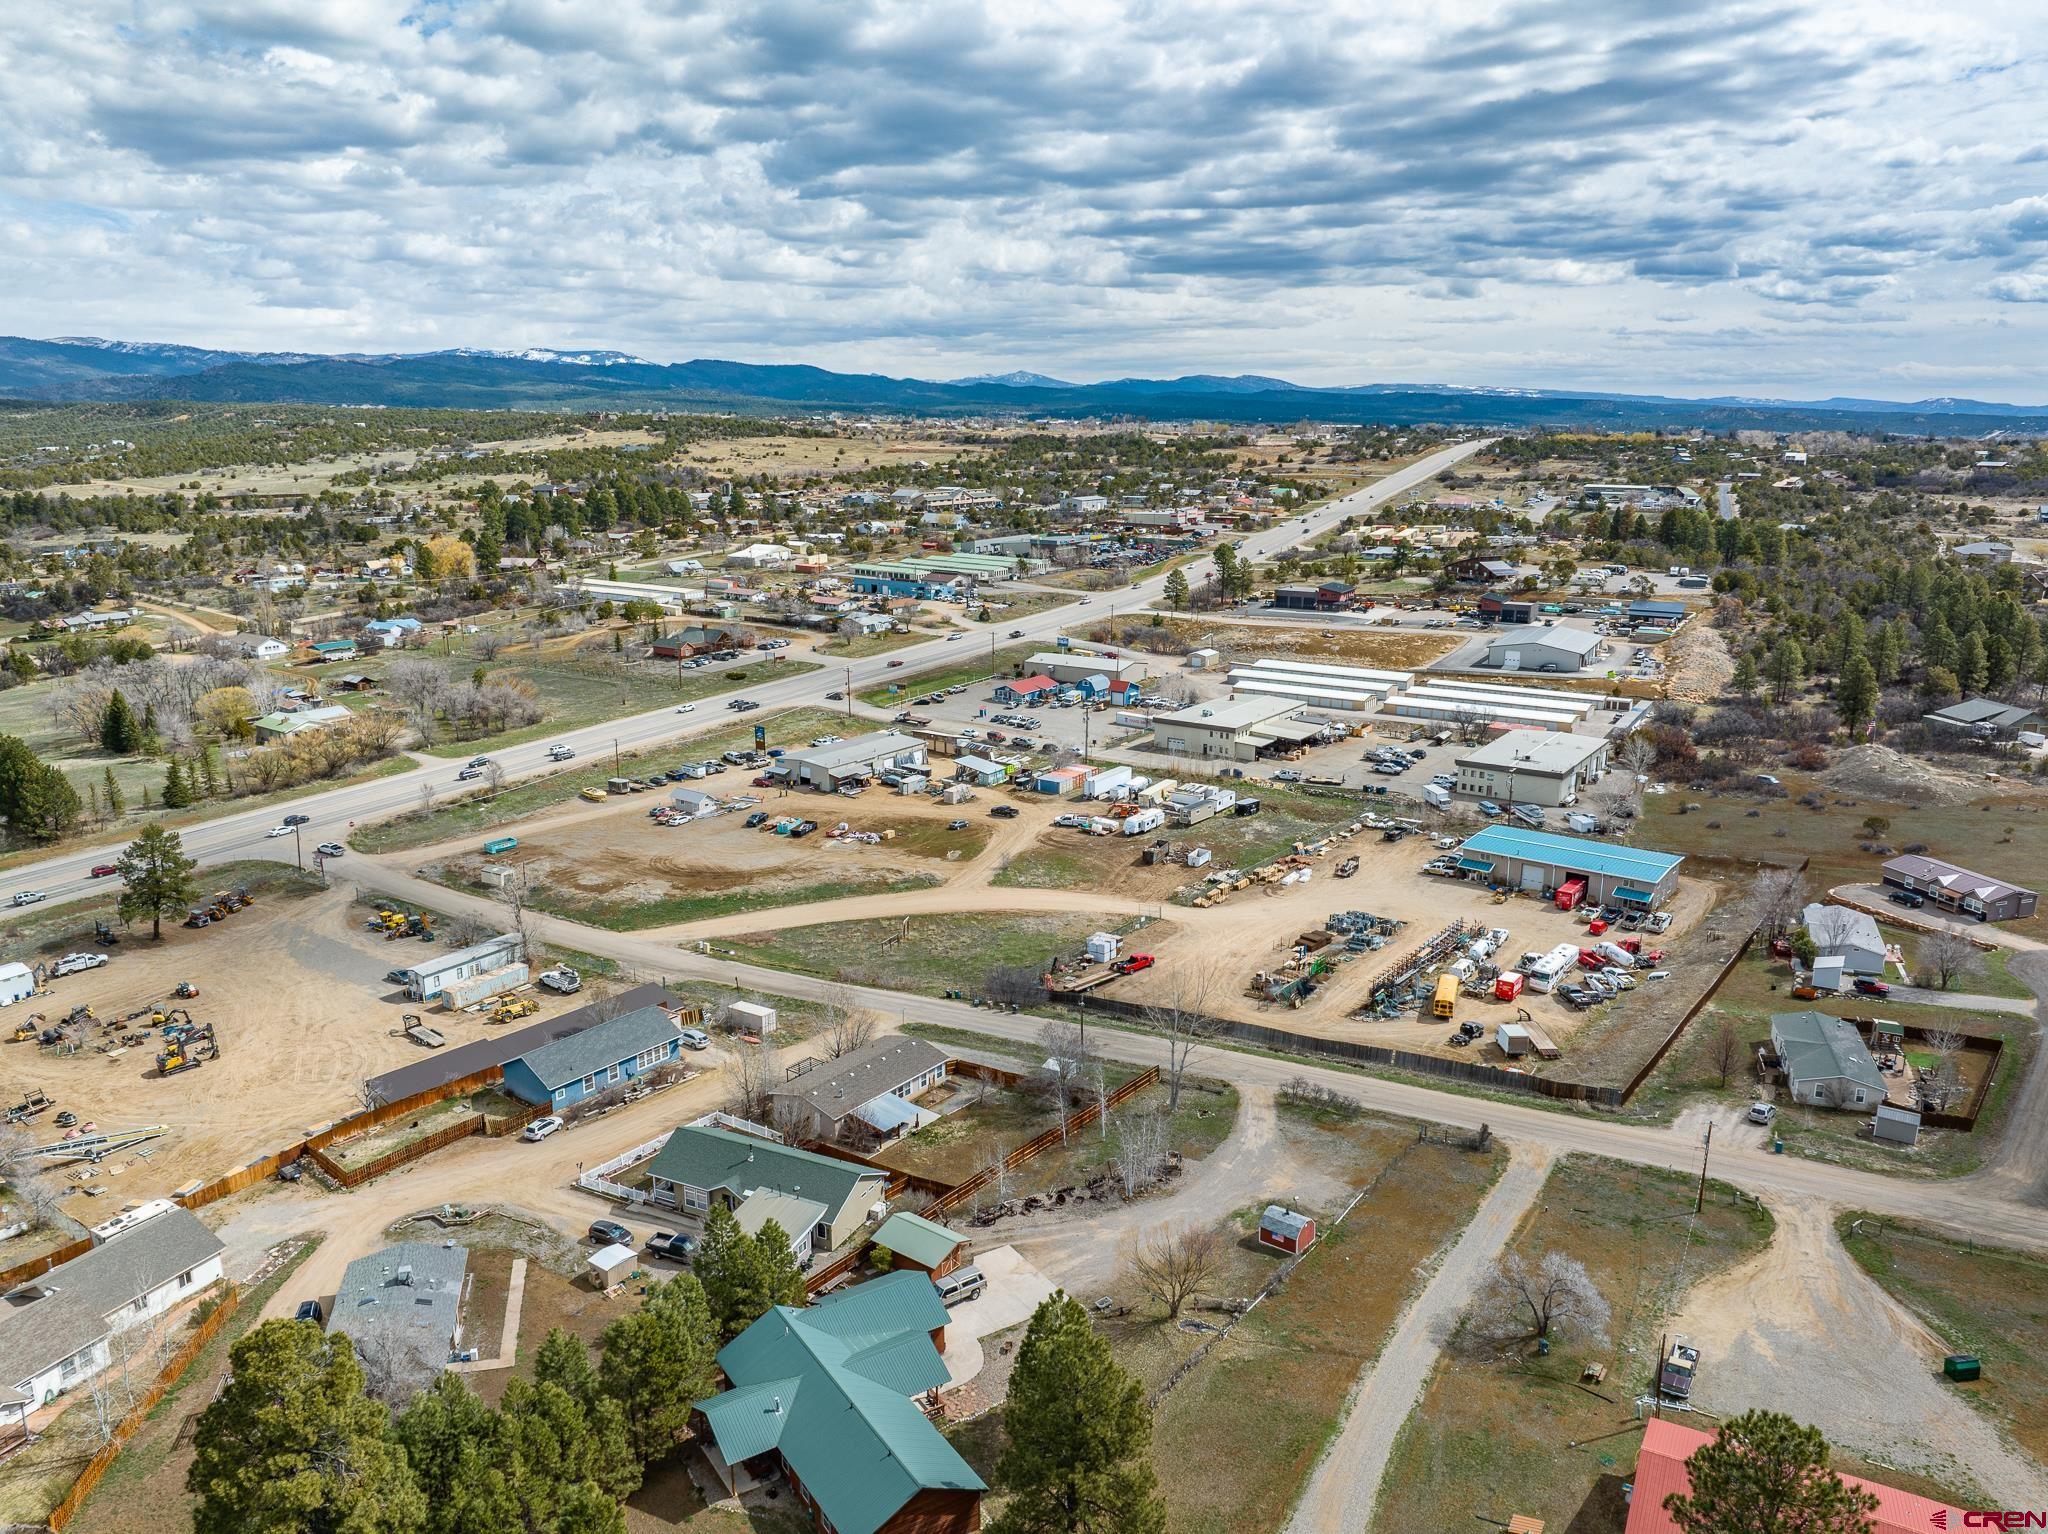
[612,737,621,775]
[1695,1121,1712,1213]
[845,667,853,719]
[292,823,303,871]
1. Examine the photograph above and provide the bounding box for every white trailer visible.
[1121,807,1166,836]
[1521,942,1581,993]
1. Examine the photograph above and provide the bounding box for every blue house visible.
[500,1004,685,1109]
[363,616,424,648]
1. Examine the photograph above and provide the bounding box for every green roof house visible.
[1770,1009,1887,1111]
[643,1125,886,1257]
[696,1270,982,1534]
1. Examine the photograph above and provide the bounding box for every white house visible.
[230,634,290,661]
[0,1207,224,1408]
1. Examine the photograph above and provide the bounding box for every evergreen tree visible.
[188,1321,425,1534]
[1763,637,1805,705]
[1162,567,1190,609]
[1833,652,1878,736]
[99,689,142,753]
[1921,613,1959,674]
[1869,620,1902,685]
[1663,1410,1878,1534]
[595,1275,720,1464]
[534,1326,601,1408]
[990,1292,1165,1534]
[693,1204,761,1338]
[102,764,124,817]
[0,735,83,843]
[198,746,221,798]
[750,1219,808,1314]
[162,756,192,808]
[1730,653,1760,701]
[1959,629,1989,695]
[116,823,199,939]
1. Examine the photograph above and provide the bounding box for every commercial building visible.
[1482,626,1605,673]
[0,1207,225,1409]
[1383,687,1581,732]
[767,1037,950,1146]
[1921,696,2042,737]
[329,1241,467,1386]
[1150,695,1305,761]
[695,1271,983,1534]
[1880,854,2038,922]
[1226,657,1412,713]
[1456,825,1683,907]
[1023,652,1148,686]
[1446,556,1521,584]
[500,1004,686,1109]
[642,1125,888,1251]
[775,732,927,790]
[396,932,525,1004]
[1626,600,1686,630]
[1453,730,1611,807]
[1476,591,1536,624]
[1272,580,1356,611]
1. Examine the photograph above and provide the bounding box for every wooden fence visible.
[1826,1013,2006,1132]
[1617,927,1760,1101]
[921,1066,1161,1219]
[0,1236,93,1291]
[47,1285,242,1531]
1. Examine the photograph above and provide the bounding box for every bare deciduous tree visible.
[1710,1016,1744,1089]
[1919,1024,1967,1110]
[1746,867,1810,937]
[725,1039,777,1122]
[1144,961,1223,1112]
[1470,1250,1612,1347]
[1037,1020,1091,1142]
[1112,1109,1172,1198]
[353,1327,444,1406]
[820,985,878,1060]
[1618,732,1658,784]
[1918,928,1975,992]
[1125,1222,1223,1319]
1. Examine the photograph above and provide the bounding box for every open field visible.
[1368,1155,1777,1534]
[1839,1214,2048,1467]
[1631,938,2030,1177]
[676,431,989,480]
[1104,615,1466,672]
[418,787,992,930]
[348,705,854,852]
[721,910,1168,994]
[0,879,647,1217]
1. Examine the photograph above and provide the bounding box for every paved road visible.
[1,441,1488,909]
[1284,1147,1553,1534]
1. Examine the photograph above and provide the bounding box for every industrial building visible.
[1455,825,1683,907]
[1881,854,2038,922]
[847,552,1031,598]
[1382,686,1582,732]
[1150,695,1316,761]
[1453,730,1611,806]
[1481,626,1606,673]
[1226,657,1412,712]
[774,732,927,790]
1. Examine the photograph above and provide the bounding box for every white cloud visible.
[0,0,2041,397]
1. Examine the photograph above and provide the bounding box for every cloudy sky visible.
[3,0,2044,399]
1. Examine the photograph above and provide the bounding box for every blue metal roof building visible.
[1458,825,1683,906]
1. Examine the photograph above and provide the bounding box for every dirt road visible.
[1666,1198,2048,1505]
[1284,1147,1553,1534]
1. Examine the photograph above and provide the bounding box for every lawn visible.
[1368,1156,1775,1534]
[856,643,1042,707]
[53,1236,323,1534]
[1628,940,2030,1177]
[1838,1212,2048,1466]
[717,910,1166,995]
[349,706,852,852]
[1894,930,2035,999]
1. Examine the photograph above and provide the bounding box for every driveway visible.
[938,1244,1057,1386]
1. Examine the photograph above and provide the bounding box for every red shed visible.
[1258,1204,1315,1255]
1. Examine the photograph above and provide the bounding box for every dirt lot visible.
[415,780,1000,929]
[1129,616,1466,672]
[3,885,615,1216]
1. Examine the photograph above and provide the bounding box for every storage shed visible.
[1872,1104,1921,1146]
[0,962,34,1007]
[1258,1204,1316,1254]
[588,1243,636,1293]
[871,1211,969,1278]
[726,1001,777,1036]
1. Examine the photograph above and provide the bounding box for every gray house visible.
[768,1037,951,1145]
[1771,1010,1887,1111]
[1801,903,1886,977]
[329,1241,468,1391]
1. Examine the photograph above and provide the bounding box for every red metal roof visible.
[1003,675,1058,694]
[1625,1419,1958,1534]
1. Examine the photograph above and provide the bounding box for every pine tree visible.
[695,1205,770,1339]
[990,1293,1165,1534]
[533,1326,601,1408]
[750,1220,808,1314]
[1834,652,1878,736]
[99,690,142,753]
[102,765,124,818]
[1959,629,1989,695]
[198,746,221,798]
[1731,653,1760,701]
[189,1321,425,1534]
[1163,567,1190,609]
[1763,637,1805,705]
[162,757,192,808]
[1663,1410,1879,1534]
[116,823,199,939]
[596,1275,719,1464]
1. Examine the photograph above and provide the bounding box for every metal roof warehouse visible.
[1456,825,1683,906]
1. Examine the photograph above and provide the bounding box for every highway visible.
[2,440,1487,907]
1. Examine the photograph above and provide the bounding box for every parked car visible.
[295,1299,325,1324]
[1112,953,1155,975]
[1853,977,1891,998]
[316,842,345,858]
[1477,800,1503,817]
[990,805,1019,819]
[1888,889,1926,909]
[589,1220,633,1247]
[523,1115,564,1142]
[51,953,108,977]
[935,1265,987,1306]
[948,818,969,830]
[1372,761,1404,776]
[744,811,770,828]
[678,1028,711,1050]
[1747,1102,1777,1125]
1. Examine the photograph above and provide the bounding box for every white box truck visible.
[1423,783,1451,810]
[1565,811,1601,833]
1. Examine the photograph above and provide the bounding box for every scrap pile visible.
[1353,918,1476,1018]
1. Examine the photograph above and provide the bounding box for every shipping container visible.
[1554,876,1587,911]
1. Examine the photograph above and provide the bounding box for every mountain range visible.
[5,335,2046,436]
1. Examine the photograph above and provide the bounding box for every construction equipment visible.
[10,1020,37,1043]
[487,994,539,1024]
[155,1019,216,1075]
[1335,857,1359,879]
[173,981,198,999]
[93,921,120,946]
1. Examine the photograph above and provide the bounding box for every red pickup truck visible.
[1112,954,1155,976]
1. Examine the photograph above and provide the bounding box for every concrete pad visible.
[939,1244,1055,1385]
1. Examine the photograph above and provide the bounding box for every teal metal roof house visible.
[1457,825,1683,906]
[695,1271,983,1534]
